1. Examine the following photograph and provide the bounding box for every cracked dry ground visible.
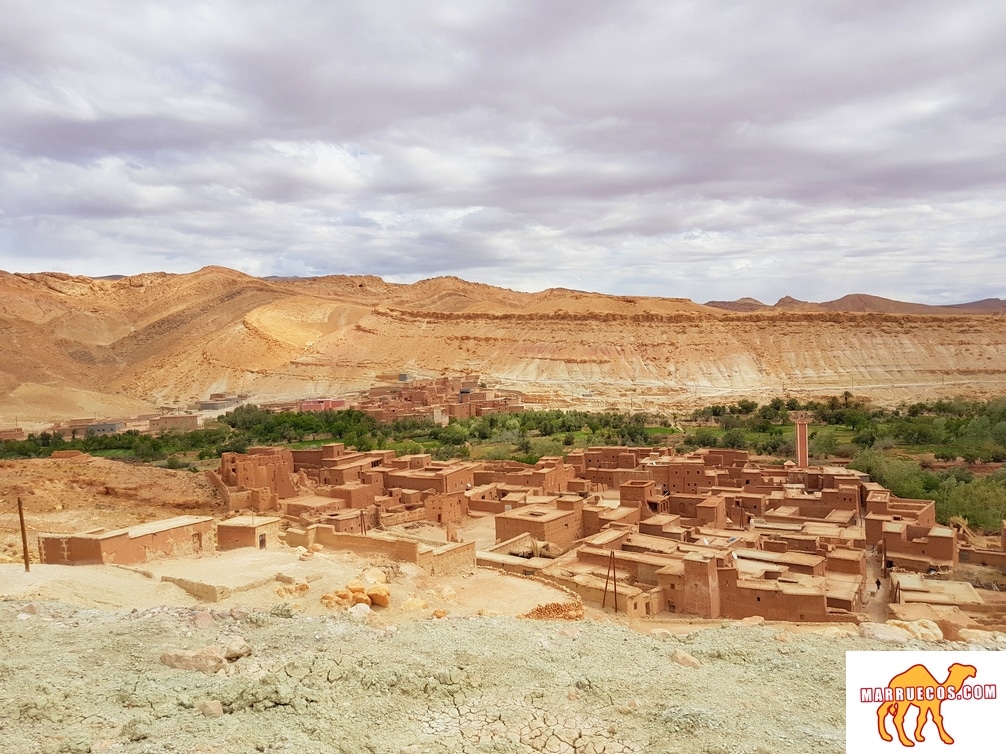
[0,601,859,754]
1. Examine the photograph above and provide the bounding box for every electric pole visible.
[18,497,30,572]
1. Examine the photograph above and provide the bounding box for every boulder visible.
[223,637,253,661]
[347,603,372,622]
[160,647,227,674]
[957,629,1006,646]
[858,622,912,644]
[197,700,224,718]
[402,596,428,611]
[887,619,943,642]
[367,584,391,607]
[192,610,215,629]
[671,649,701,669]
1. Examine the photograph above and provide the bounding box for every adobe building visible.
[198,393,244,410]
[863,485,937,547]
[957,520,1006,568]
[473,457,578,494]
[216,516,283,550]
[38,516,213,565]
[496,498,584,552]
[891,573,983,606]
[149,414,200,433]
[209,447,299,511]
[349,374,524,424]
[193,437,968,622]
[298,398,347,412]
[384,458,479,495]
[881,521,958,571]
[284,526,475,576]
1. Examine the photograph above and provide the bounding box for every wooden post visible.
[601,551,612,609]
[612,551,618,614]
[601,550,618,613]
[18,497,30,572]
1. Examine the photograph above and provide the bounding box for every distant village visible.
[0,374,525,442]
[27,389,1006,631]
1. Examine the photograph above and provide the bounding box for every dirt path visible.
[864,548,891,623]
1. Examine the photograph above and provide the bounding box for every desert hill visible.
[2,266,1006,423]
[705,293,1006,315]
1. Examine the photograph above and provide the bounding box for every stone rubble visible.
[5,600,1004,754]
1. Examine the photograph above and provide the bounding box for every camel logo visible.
[870,663,977,746]
[847,652,1002,752]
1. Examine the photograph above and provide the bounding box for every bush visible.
[721,429,747,449]
[833,443,858,459]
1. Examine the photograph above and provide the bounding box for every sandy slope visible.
[3,266,1006,422]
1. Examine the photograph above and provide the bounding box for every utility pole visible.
[18,497,30,572]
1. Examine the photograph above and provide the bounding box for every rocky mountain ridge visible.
[2,266,1006,422]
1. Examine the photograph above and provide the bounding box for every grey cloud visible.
[1,1,1006,304]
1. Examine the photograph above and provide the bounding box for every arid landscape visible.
[7,2,1006,751]
[3,267,1006,425]
[4,268,1006,754]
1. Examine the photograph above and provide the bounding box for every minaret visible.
[796,419,809,468]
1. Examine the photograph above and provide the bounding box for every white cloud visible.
[0,1,1005,304]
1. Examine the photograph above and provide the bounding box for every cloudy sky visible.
[1,1,1005,304]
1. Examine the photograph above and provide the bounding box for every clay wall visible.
[647,460,708,495]
[495,507,582,550]
[217,519,282,550]
[695,497,727,529]
[149,415,199,433]
[378,507,428,528]
[825,548,866,575]
[958,547,1006,568]
[421,541,477,576]
[619,480,655,508]
[681,554,720,618]
[143,520,212,559]
[717,568,830,622]
[882,522,958,569]
[286,527,422,562]
[580,467,650,489]
[38,518,213,565]
[327,481,381,508]
[38,534,103,565]
[551,574,659,618]
[218,448,296,499]
[385,463,475,494]
[424,492,468,525]
[586,506,640,536]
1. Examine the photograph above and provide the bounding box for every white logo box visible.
[846,651,1005,753]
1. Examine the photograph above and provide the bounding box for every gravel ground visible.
[1,597,942,754]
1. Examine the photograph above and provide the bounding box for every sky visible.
[1,1,1005,305]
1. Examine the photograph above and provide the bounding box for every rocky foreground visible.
[6,596,1006,754]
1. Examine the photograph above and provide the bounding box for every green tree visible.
[809,429,837,459]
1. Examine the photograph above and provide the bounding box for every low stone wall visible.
[422,541,476,576]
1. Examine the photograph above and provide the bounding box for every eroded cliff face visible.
[2,266,1005,421]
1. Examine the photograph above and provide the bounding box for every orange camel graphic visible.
[877,663,977,746]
